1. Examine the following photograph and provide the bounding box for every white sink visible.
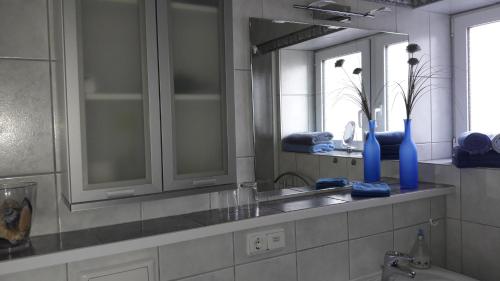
[352,266,477,281]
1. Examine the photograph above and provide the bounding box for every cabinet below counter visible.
[0,182,454,275]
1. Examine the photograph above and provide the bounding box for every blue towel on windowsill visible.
[283,132,333,146]
[351,182,391,197]
[452,146,500,168]
[315,177,349,190]
[458,132,492,155]
[365,131,404,146]
[282,142,335,153]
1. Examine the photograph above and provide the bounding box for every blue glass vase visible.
[399,119,418,189]
[364,120,381,183]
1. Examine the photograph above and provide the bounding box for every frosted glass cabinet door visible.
[63,0,162,203]
[158,0,236,190]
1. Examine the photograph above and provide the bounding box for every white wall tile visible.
[349,231,393,279]
[431,142,452,161]
[296,154,320,182]
[281,95,311,137]
[141,194,210,220]
[176,268,234,281]
[348,205,393,239]
[446,218,462,273]
[234,222,295,264]
[279,152,296,174]
[393,199,431,229]
[159,234,234,281]
[431,78,453,143]
[280,50,314,95]
[0,60,54,176]
[0,0,49,59]
[319,156,348,179]
[429,13,451,78]
[297,242,349,281]
[347,158,364,181]
[430,196,446,220]
[235,253,297,281]
[233,0,263,70]
[462,221,500,281]
[234,70,255,157]
[295,213,348,250]
[461,168,500,228]
[236,156,255,184]
[416,143,432,161]
[430,219,446,267]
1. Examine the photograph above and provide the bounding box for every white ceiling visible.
[417,0,500,15]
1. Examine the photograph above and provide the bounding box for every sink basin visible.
[352,266,477,281]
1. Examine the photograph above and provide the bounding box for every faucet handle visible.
[384,251,414,264]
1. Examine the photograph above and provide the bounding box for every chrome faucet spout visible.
[381,251,416,281]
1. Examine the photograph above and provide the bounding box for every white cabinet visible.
[68,249,158,281]
[56,0,236,208]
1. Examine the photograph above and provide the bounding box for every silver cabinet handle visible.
[106,189,136,199]
[192,179,217,186]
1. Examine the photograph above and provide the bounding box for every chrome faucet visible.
[381,251,416,281]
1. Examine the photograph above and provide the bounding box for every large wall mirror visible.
[250,18,409,190]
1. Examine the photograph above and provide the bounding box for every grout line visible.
[0,171,57,179]
[0,57,53,62]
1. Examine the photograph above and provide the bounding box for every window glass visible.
[469,21,500,134]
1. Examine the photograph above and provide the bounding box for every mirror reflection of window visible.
[386,41,409,132]
[323,52,363,142]
[469,21,500,134]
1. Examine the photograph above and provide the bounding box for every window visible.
[315,41,370,148]
[453,6,500,137]
[385,41,409,132]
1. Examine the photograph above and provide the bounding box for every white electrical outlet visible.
[247,228,285,255]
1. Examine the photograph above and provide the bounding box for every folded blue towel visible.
[315,178,349,190]
[351,182,391,197]
[283,132,333,146]
[366,131,404,146]
[452,146,500,168]
[282,142,335,153]
[458,132,492,155]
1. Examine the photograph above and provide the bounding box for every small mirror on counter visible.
[250,18,408,190]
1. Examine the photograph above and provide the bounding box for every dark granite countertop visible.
[0,182,454,275]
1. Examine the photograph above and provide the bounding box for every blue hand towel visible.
[452,146,500,168]
[365,131,404,146]
[351,182,391,197]
[458,132,492,155]
[282,142,335,153]
[283,132,333,146]
[315,178,349,190]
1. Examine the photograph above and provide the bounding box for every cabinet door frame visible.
[63,0,163,203]
[157,0,236,191]
[79,258,157,281]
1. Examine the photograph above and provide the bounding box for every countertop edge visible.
[0,186,454,275]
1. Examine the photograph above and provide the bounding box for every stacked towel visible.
[282,132,334,153]
[366,131,404,160]
[457,132,492,155]
[452,146,500,168]
[315,178,349,190]
[351,182,391,197]
[490,134,500,153]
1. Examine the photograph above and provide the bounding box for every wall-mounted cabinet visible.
[58,0,235,209]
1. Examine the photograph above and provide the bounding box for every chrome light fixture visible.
[293,0,391,19]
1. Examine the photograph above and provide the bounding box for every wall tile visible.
[430,196,446,220]
[429,13,451,78]
[236,156,255,184]
[234,222,295,264]
[396,7,431,66]
[0,265,66,281]
[462,221,500,281]
[393,199,430,228]
[235,253,297,281]
[381,160,399,179]
[295,213,348,250]
[446,218,462,273]
[432,142,452,160]
[462,168,500,228]
[319,156,348,179]
[430,219,446,268]
[0,0,49,59]
[281,95,311,137]
[233,0,263,70]
[348,205,393,239]
[0,60,54,176]
[141,194,210,220]
[0,174,59,236]
[279,152,296,174]
[160,233,234,281]
[262,0,313,24]
[176,268,234,281]
[347,158,364,181]
[349,231,393,279]
[431,78,453,143]
[280,50,314,95]
[416,143,432,161]
[394,223,429,254]
[234,70,255,158]
[297,242,349,281]
[296,154,320,182]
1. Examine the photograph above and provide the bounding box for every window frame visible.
[452,5,500,140]
[314,40,370,149]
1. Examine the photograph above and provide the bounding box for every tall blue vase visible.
[399,119,418,189]
[364,120,381,183]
